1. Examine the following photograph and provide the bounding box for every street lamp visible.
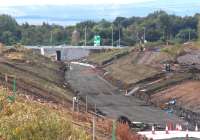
[50,31,53,46]
[118,24,121,47]
[111,25,114,47]
[189,30,191,41]
[143,27,146,43]
[84,26,87,46]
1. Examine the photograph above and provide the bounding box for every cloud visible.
[0,0,154,6]
[0,7,25,16]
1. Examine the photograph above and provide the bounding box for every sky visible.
[0,0,154,6]
[0,0,200,25]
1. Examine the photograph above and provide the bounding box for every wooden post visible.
[85,96,88,113]
[13,79,16,94]
[95,104,97,113]
[112,120,116,140]
[5,74,8,82]
[76,98,79,112]
[72,97,75,112]
[93,116,95,140]
[5,74,8,93]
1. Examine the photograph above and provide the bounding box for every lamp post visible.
[189,30,191,41]
[118,24,121,47]
[143,27,146,43]
[85,26,87,46]
[50,31,53,46]
[111,25,114,47]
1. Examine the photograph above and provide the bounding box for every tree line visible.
[0,11,200,46]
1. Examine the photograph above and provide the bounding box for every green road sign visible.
[94,35,101,46]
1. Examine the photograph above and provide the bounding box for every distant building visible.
[71,30,80,46]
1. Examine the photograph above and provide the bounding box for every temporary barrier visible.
[152,125,155,134]
[195,124,198,132]
[165,125,169,134]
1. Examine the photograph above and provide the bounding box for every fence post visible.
[5,73,8,93]
[112,120,116,140]
[95,104,97,113]
[72,97,76,112]
[93,116,95,140]
[13,78,16,94]
[5,73,8,82]
[7,78,16,103]
[76,97,79,112]
[85,96,88,113]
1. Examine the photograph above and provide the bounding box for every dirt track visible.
[66,63,184,127]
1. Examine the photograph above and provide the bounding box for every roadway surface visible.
[65,63,184,126]
[138,131,200,140]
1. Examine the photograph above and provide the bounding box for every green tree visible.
[176,28,197,42]
[0,15,19,45]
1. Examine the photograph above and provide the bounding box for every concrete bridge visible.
[25,45,125,61]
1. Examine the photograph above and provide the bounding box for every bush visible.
[161,44,185,57]
[116,123,146,140]
[0,88,90,140]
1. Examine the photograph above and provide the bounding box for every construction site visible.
[1,41,200,139]
[82,42,200,139]
[2,0,200,138]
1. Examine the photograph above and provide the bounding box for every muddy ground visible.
[65,63,185,128]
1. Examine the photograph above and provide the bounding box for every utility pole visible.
[118,24,121,47]
[85,26,87,46]
[144,27,146,43]
[189,30,191,41]
[50,31,53,46]
[163,31,165,41]
[111,25,114,47]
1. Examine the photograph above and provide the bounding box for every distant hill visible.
[0,0,200,25]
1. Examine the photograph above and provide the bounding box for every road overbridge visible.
[25,45,126,61]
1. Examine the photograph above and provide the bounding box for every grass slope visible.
[0,86,90,140]
[87,48,131,65]
[0,48,73,105]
